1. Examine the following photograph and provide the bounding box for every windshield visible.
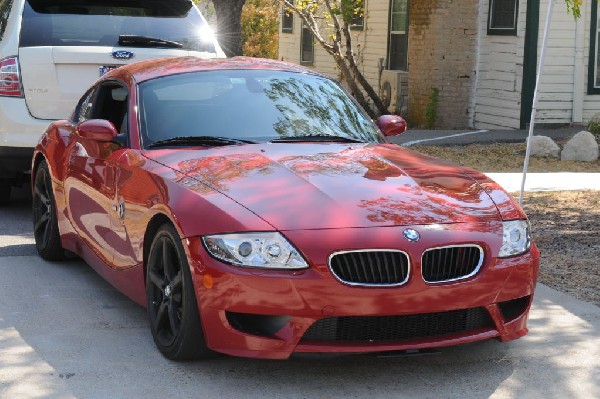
[139,70,384,148]
[20,0,216,53]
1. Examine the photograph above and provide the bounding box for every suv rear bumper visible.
[0,97,52,178]
[0,147,34,180]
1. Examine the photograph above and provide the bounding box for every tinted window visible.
[20,0,215,52]
[139,70,383,147]
[0,0,14,41]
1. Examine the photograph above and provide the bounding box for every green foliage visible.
[241,0,279,58]
[565,0,583,19]
[424,87,439,129]
[587,120,600,136]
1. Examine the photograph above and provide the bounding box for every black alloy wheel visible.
[32,161,65,260]
[146,224,211,360]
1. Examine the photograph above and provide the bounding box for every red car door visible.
[64,135,121,265]
[64,83,131,267]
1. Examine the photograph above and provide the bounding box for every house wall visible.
[278,1,389,102]
[474,0,589,129]
[278,1,596,130]
[473,0,528,129]
[408,0,479,128]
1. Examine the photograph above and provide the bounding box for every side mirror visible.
[76,119,118,142]
[376,115,407,137]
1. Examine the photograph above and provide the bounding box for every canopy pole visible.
[520,0,555,205]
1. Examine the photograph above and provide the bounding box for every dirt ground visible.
[414,144,600,306]
[521,191,600,306]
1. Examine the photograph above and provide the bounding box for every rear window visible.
[19,0,215,53]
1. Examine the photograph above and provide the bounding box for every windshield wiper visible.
[147,136,256,149]
[270,135,364,143]
[118,35,183,49]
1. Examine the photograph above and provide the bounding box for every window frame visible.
[300,23,314,66]
[487,0,519,36]
[589,0,600,94]
[281,6,293,33]
[387,0,409,71]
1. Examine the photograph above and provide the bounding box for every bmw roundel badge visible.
[111,50,135,60]
[403,229,420,242]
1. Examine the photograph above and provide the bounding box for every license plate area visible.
[99,65,119,76]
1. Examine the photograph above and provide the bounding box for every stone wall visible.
[408,0,478,128]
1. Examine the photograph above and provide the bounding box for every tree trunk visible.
[333,54,377,119]
[341,24,388,116]
[212,0,246,57]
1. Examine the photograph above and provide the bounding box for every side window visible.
[73,88,97,123]
[0,0,15,41]
[91,83,130,147]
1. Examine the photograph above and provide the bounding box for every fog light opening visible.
[498,296,531,323]
[226,312,291,338]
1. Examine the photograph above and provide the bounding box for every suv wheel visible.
[0,179,11,206]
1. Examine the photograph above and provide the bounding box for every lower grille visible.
[422,245,484,283]
[329,250,410,287]
[301,307,493,343]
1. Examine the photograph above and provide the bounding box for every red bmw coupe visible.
[32,57,539,360]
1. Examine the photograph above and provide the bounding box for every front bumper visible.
[185,222,540,359]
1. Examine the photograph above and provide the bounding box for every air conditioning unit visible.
[380,70,408,115]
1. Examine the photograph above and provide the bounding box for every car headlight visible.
[202,232,309,270]
[498,220,531,258]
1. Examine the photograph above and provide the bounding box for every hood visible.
[144,143,501,230]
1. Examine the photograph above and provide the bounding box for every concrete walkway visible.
[486,172,600,192]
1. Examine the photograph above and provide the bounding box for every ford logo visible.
[403,229,420,243]
[111,51,135,60]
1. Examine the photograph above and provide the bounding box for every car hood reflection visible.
[144,143,501,230]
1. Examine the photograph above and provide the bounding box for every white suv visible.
[0,0,224,204]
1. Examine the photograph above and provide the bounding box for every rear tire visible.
[146,223,212,360]
[33,161,66,261]
[0,180,11,206]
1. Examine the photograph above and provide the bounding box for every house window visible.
[350,0,364,31]
[589,2,600,94]
[388,0,409,71]
[282,7,293,33]
[488,0,518,35]
[300,23,314,65]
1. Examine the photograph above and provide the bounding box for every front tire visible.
[146,224,211,360]
[33,161,66,261]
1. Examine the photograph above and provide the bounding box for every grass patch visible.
[412,143,600,173]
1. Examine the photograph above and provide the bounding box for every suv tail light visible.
[0,57,24,97]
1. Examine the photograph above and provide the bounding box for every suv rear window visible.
[19,0,215,53]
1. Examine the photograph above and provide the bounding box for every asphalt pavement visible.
[0,180,599,398]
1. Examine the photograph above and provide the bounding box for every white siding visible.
[536,0,578,124]
[474,0,586,128]
[473,0,527,129]
[278,1,389,100]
